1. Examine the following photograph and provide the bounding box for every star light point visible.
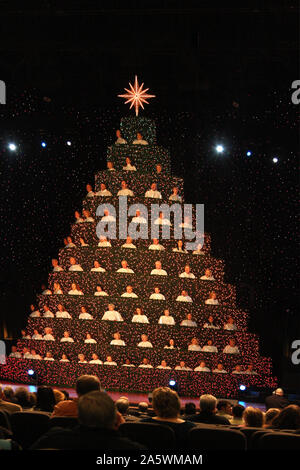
[118,76,155,116]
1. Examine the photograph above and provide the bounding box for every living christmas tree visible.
[1,115,277,398]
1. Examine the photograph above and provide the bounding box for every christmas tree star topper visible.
[118,76,155,116]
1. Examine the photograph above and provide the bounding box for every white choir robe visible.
[132,315,149,323]
[149,244,165,251]
[132,216,147,224]
[173,248,188,253]
[117,267,134,274]
[244,370,258,375]
[213,369,228,374]
[158,316,175,325]
[85,339,97,344]
[110,339,126,346]
[68,290,83,295]
[192,249,204,255]
[91,267,106,272]
[115,137,127,144]
[194,366,211,372]
[9,352,22,358]
[121,243,137,249]
[132,139,148,145]
[201,345,218,353]
[121,292,138,298]
[30,311,41,317]
[169,194,182,202]
[117,189,134,196]
[79,313,93,320]
[101,215,116,222]
[145,190,162,199]
[223,346,240,354]
[180,320,197,327]
[224,323,237,331]
[188,345,201,351]
[151,268,167,276]
[31,355,42,360]
[60,337,74,343]
[205,299,219,305]
[149,293,165,300]
[137,341,153,348]
[123,164,136,171]
[203,323,220,329]
[154,218,171,226]
[102,311,123,321]
[98,241,112,247]
[95,189,112,197]
[43,312,54,318]
[69,265,83,271]
[32,334,43,340]
[176,295,192,303]
[179,272,195,279]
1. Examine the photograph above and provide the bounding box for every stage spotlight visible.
[239,384,246,391]
[246,151,252,157]
[272,157,279,163]
[27,368,38,382]
[8,143,17,151]
[216,145,224,153]
[66,140,72,146]
[41,141,47,148]
[168,379,179,392]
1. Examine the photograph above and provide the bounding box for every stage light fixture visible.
[216,145,224,153]
[66,141,72,146]
[168,379,179,393]
[239,384,246,391]
[41,141,47,148]
[246,151,252,156]
[27,368,38,383]
[8,143,17,151]
[272,157,279,163]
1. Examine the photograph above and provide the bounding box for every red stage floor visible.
[0,380,266,411]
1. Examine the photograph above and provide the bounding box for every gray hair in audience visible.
[138,401,148,412]
[78,391,116,428]
[199,394,217,413]
[116,397,130,414]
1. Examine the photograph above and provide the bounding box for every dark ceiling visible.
[0,1,298,108]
